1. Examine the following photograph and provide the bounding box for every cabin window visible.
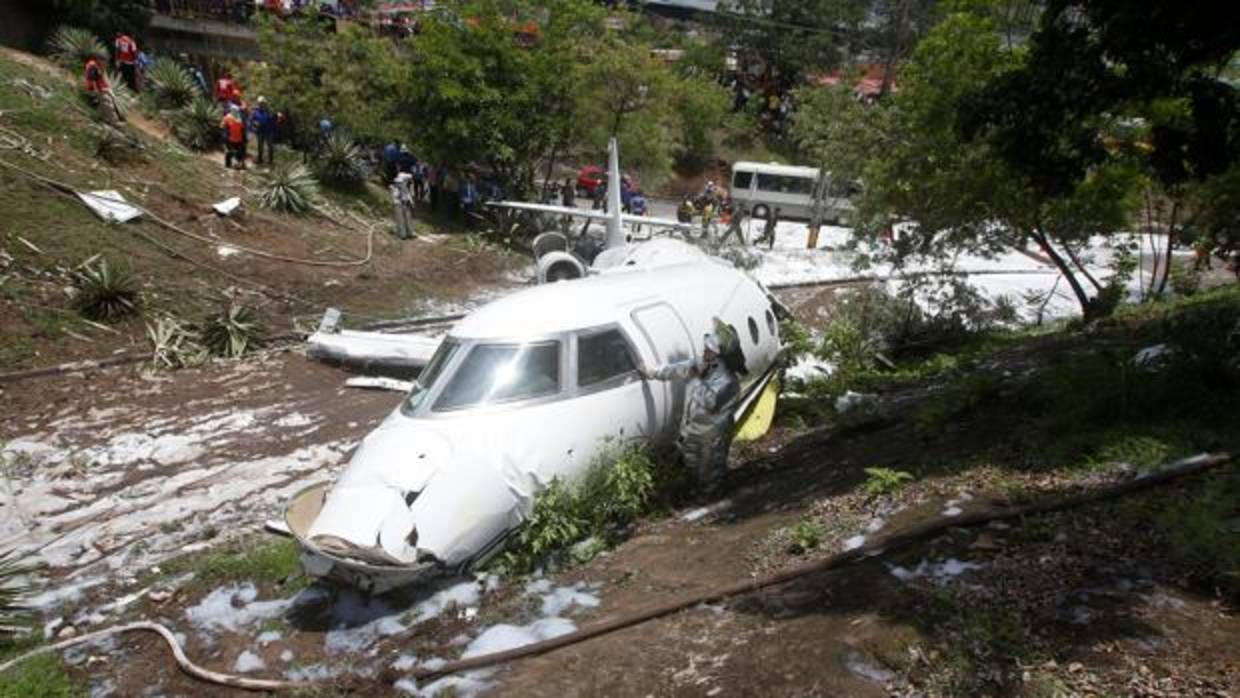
[401,339,461,415]
[434,341,561,410]
[732,171,753,191]
[765,309,777,337]
[577,329,636,388]
[755,173,814,195]
[747,316,760,345]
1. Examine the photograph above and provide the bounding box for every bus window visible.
[756,173,813,195]
[732,170,753,190]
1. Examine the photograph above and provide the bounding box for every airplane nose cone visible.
[338,417,451,493]
[409,461,524,567]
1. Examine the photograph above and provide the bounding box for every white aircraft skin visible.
[287,141,783,593]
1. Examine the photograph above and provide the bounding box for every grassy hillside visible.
[0,49,517,371]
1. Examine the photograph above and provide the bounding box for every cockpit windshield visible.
[433,341,561,411]
[400,339,460,416]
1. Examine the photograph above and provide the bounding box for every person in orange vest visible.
[220,106,247,170]
[83,54,109,94]
[113,33,139,91]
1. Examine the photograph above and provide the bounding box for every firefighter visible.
[641,332,740,496]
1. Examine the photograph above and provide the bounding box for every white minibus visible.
[729,161,856,223]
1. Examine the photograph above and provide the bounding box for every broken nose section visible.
[286,417,524,593]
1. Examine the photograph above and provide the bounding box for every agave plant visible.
[48,25,107,68]
[314,131,366,188]
[173,96,222,151]
[72,258,140,322]
[257,163,319,214]
[147,59,199,110]
[201,304,265,358]
[146,315,207,369]
[0,547,33,631]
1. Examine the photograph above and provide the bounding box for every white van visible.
[729,161,856,223]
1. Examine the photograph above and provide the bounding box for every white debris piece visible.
[942,506,963,517]
[834,391,873,413]
[842,535,867,551]
[257,630,282,645]
[77,190,142,223]
[212,197,242,216]
[217,245,241,258]
[233,650,266,673]
[306,330,442,370]
[1132,343,1172,369]
[344,376,415,393]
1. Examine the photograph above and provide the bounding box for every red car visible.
[576,165,639,198]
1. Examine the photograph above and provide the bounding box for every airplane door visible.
[630,302,694,440]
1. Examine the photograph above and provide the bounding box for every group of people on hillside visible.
[383,142,505,237]
[212,71,290,170]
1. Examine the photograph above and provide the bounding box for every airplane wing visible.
[487,200,693,231]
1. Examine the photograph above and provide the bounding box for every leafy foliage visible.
[146,315,206,369]
[257,163,319,214]
[172,96,222,151]
[313,132,366,189]
[48,25,107,68]
[36,0,153,40]
[72,257,139,322]
[147,59,199,110]
[200,304,265,358]
[496,444,681,575]
[861,466,915,496]
[788,516,825,554]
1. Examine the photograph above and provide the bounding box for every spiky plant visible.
[48,25,107,68]
[146,315,207,369]
[0,547,33,631]
[147,59,199,109]
[257,163,319,214]
[72,258,139,322]
[201,304,265,358]
[173,96,222,151]
[314,131,366,188]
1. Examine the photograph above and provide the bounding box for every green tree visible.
[21,0,152,40]
[396,0,603,196]
[715,0,871,82]
[796,10,1142,319]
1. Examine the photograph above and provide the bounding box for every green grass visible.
[0,632,85,698]
[159,538,304,591]
[860,467,916,497]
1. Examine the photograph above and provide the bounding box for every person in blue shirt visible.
[250,97,278,165]
[382,141,400,182]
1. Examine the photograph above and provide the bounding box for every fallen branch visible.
[0,621,304,692]
[411,452,1232,682]
[0,352,150,384]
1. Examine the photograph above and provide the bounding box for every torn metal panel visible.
[77,190,142,223]
[305,329,442,370]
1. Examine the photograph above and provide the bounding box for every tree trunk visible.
[1155,200,1179,297]
[1030,227,1094,318]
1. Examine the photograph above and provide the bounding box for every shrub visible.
[172,96,222,151]
[495,444,680,575]
[93,127,141,164]
[861,466,914,496]
[788,516,824,554]
[257,163,319,214]
[72,258,139,322]
[200,304,265,358]
[314,132,366,188]
[147,59,199,109]
[0,547,33,630]
[146,315,206,369]
[48,26,107,68]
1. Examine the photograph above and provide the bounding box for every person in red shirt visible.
[113,33,139,91]
[220,106,247,170]
[214,71,241,105]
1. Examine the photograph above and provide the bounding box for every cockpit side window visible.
[577,329,636,388]
[401,339,460,416]
[434,341,561,411]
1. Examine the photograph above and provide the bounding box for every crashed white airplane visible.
[287,140,785,592]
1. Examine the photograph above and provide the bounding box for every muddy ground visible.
[2,327,1236,697]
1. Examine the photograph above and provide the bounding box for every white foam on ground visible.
[323,591,407,654]
[842,535,866,551]
[462,617,577,658]
[889,558,984,582]
[185,583,291,638]
[538,583,600,617]
[233,650,266,673]
[412,579,483,624]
